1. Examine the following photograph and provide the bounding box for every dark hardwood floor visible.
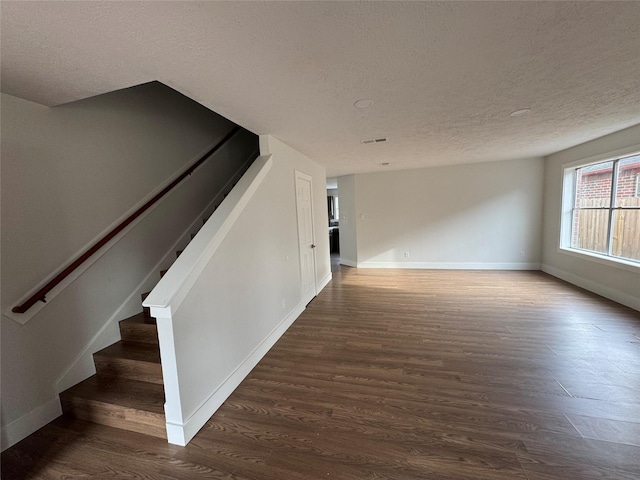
[3,264,639,479]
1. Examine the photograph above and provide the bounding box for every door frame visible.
[294,170,318,304]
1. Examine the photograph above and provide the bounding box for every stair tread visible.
[119,313,158,345]
[61,376,165,414]
[120,312,155,325]
[95,342,160,364]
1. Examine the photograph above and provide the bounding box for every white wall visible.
[346,158,544,269]
[337,175,358,266]
[542,124,640,311]
[264,136,331,290]
[1,84,234,309]
[0,83,251,449]
[144,135,330,445]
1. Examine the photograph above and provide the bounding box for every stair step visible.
[94,342,163,385]
[61,376,166,439]
[119,313,158,345]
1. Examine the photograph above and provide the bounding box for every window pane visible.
[571,208,610,254]
[575,161,613,208]
[611,209,640,261]
[615,154,640,205]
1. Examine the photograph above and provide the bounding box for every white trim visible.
[356,261,541,270]
[3,137,229,325]
[559,149,640,269]
[559,164,576,251]
[54,259,172,393]
[55,321,113,394]
[541,264,639,312]
[558,247,639,273]
[164,300,306,446]
[317,272,332,292]
[294,170,318,304]
[155,314,184,436]
[1,397,61,452]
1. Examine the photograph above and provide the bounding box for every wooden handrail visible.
[12,126,242,314]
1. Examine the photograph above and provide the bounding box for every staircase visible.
[56,127,261,441]
[60,210,218,439]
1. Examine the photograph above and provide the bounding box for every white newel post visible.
[152,308,187,446]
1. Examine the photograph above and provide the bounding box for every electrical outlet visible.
[404,251,410,259]
[281,299,286,310]
[520,250,525,259]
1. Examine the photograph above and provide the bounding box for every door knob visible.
[311,244,316,248]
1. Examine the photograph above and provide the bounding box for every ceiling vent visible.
[361,137,387,144]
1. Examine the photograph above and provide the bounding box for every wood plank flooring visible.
[3,264,639,479]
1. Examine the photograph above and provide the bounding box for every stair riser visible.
[140,293,154,320]
[94,357,163,385]
[119,324,159,346]
[62,399,166,439]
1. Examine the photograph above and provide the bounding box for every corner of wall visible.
[1,397,62,452]
[541,263,640,312]
[317,272,333,292]
[259,135,272,156]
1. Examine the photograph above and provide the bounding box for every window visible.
[562,153,640,264]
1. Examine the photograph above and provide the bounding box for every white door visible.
[295,171,317,305]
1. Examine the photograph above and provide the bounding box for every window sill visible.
[558,247,640,273]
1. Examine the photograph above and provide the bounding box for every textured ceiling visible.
[2,1,640,176]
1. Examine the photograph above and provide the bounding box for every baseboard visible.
[54,269,157,394]
[1,397,61,452]
[55,321,119,394]
[356,261,541,270]
[165,300,307,446]
[55,224,195,394]
[317,272,332,292]
[541,264,640,311]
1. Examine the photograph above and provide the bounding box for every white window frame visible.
[559,146,640,272]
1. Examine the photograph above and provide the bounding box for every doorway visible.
[327,178,340,271]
